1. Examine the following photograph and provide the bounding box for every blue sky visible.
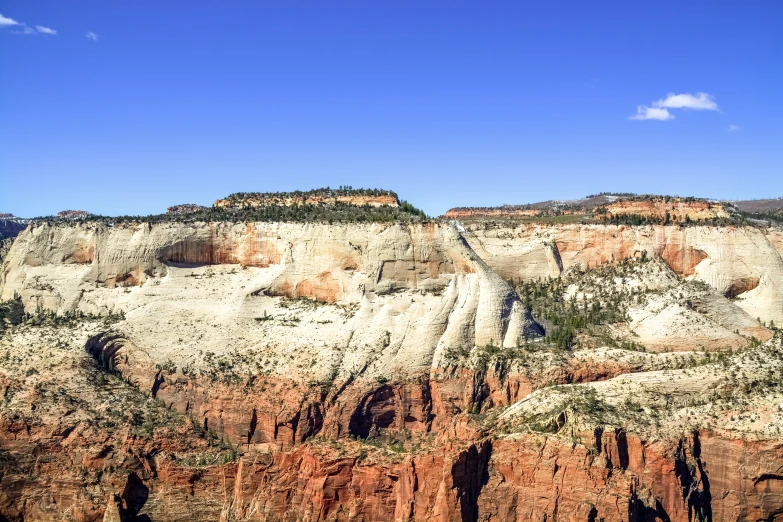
[1,1,781,217]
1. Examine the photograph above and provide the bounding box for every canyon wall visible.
[1,221,539,350]
[1,413,781,522]
[1,220,782,521]
[1,221,542,451]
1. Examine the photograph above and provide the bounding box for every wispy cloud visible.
[0,13,21,26]
[2,14,58,36]
[85,31,99,41]
[35,25,57,35]
[631,92,719,121]
[630,106,675,121]
[653,92,719,111]
[728,124,740,132]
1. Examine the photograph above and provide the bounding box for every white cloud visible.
[85,31,99,41]
[728,124,740,132]
[35,25,57,35]
[0,13,21,26]
[2,15,58,36]
[630,105,675,121]
[653,92,718,111]
[631,91,721,121]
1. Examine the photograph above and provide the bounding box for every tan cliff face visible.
[1,219,783,521]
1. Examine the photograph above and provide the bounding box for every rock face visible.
[1,218,783,521]
[1,221,539,348]
[1,220,542,453]
[479,431,783,522]
[1,408,781,522]
[462,223,783,325]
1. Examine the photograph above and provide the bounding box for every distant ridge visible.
[444,193,783,226]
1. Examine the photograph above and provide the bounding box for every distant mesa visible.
[167,204,208,215]
[731,198,783,216]
[445,193,734,223]
[56,210,93,220]
[444,194,622,219]
[214,187,400,209]
[600,197,729,221]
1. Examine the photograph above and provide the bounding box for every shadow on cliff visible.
[628,493,671,522]
[452,440,492,522]
[120,472,152,522]
[348,385,402,439]
[675,433,712,522]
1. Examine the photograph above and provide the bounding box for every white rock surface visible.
[1,221,540,379]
